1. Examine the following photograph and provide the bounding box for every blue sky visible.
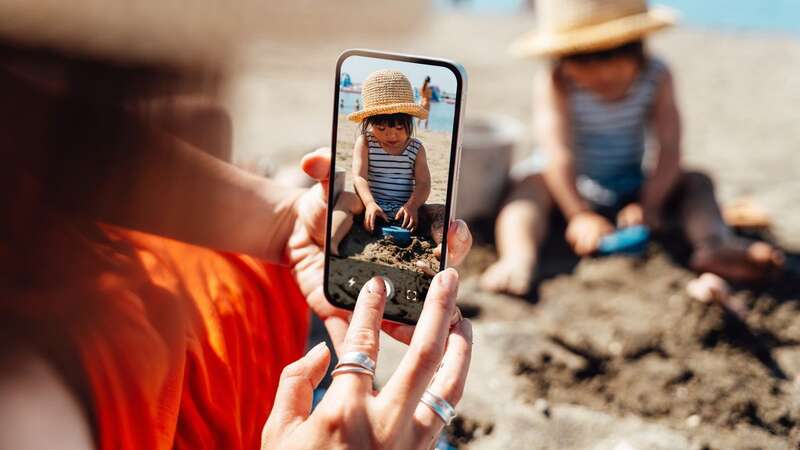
[340,55,459,94]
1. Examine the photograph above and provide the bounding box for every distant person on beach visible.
[331,70,445,256]
[481,0,784,296]
[419,75,433,129]
[355,98,361,110]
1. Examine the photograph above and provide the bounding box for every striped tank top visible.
[365,131,421,215]
[570,58,667,207]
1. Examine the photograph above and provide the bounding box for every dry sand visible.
[227,12,800,450]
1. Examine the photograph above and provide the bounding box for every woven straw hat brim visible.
[510,7,677,58]
[347,103,429,123]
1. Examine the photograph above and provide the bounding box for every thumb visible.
[300,148,331,201]
[263,342,331,435]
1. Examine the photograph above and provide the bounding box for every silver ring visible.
[336,351,376,373]
[331,366,375,378]
[420,389,456,426]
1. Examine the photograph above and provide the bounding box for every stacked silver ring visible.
[420,389,457,426]
[331,351,377,378]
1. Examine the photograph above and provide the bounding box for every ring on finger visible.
[331,366,375,378]
[335,351,376,372]
[420,389,456,426]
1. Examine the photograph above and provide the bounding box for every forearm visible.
[94,129,299,261]
[543,157,589,220]
[353,177,377,206]
[405,181,430,209]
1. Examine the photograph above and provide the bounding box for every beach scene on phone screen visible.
[328,55,457,321]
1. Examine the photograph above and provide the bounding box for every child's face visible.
[561,57,641,101]
[371,123,409,152]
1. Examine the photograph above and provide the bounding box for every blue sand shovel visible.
[598,225,650,255]
[381,225,412,246]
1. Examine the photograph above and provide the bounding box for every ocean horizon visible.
[435,0,800,36]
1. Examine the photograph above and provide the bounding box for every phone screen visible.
[324,50,465,325]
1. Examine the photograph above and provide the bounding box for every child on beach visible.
[330,69,443,256]
[481,0,784,296]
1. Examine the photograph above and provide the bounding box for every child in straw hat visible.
[481,0,784,296]
[331,69,443,256]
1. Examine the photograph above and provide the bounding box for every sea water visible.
[435,0,800,35]
[339,91,457,134]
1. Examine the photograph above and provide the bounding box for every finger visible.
[446,220,472,267]
[616,211,628,228]
[324,315,351,356]
[395,209,403,221]
[575,235,591,256]
[300,148,331,201]
[263,342,331,437]
[380,210,389,222]
[403,213,411,230]
[367,213,375,233]
[330,276,387,394]
[380,268,458,425]
[413,319,473,441]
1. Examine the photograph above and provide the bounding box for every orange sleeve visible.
[1,222,309,450]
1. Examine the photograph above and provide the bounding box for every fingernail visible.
[454,220,469,242]
[462,319,474,344]
[308,341,327,357]
[438,268,459,291]
[366,276,385,295]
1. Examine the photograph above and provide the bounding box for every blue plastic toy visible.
[598,225,650,255]
[381,225,412,246]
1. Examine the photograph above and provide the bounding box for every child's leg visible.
[676,171,783,282]
[418,204,446,245]
[330,192,365,256]
[481,174,552,296]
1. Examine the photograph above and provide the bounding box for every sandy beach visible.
[228,12,800,450]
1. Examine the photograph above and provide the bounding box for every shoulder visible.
[645,56,673,85]
[355,134,370,151]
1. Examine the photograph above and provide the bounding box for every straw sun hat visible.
[511,0,677,58]
[347,70,429,123]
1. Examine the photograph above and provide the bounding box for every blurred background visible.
[224,2,799,449]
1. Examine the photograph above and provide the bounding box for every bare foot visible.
[686,273,731,303]
[690,239,785,283]
[480,256,537,296]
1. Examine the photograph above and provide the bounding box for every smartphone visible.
[324,49,467,325]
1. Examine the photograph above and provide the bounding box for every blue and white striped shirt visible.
[570,58,667,206]
[365,132,421,215]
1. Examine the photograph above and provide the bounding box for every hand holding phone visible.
[325,49,468,324]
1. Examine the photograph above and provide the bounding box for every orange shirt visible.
[0,220,309,450]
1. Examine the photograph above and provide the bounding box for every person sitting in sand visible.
[481,0,784,296]
[331,69,444,256]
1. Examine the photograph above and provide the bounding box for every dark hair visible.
[560,40,646,66]
[360,113,414,137]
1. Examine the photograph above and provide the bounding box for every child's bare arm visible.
[405,145,431,209]
[536,71,590,220]
[351,135,378,208]
[642,69,682,219]
[394,145,430,230]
